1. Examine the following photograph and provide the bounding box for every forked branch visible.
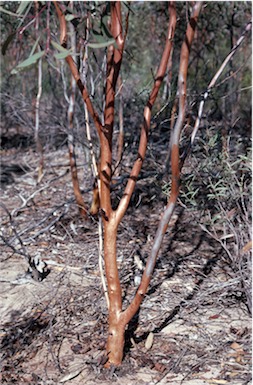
[115,1,177,224]
[123,1,202,325]
[53,1,202,368]
[104,2,177,367]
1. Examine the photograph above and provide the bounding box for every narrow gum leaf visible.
[16,1,31,15]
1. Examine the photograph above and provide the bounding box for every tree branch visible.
[115,1,177,225]
[190,20,252,145]
[53,1,103,137]
[123,1,202,325]
[100,2,126,220]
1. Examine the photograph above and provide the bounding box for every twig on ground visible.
[0,234,27,258]
[22,203,70,243]
[11,169,69,216]
[0,202,30,260]
[0,202,49,280]
[154,347,188,384]
[9,198,75,242]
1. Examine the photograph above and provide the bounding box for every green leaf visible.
[87,38,115,49]
[92,29,103,38]
[54,51,72,60]
[29,36,41,57]
[17,1,31,15]
[90,29,116,46]
[65,14,76,21]
[101,20,113,39]
[64,6,76,14]
[2,32,16,55]
[11,50,45,74]
[51,40,72,59]
[51,40,68,52]
[17,50,45,67]
[0,5,19,17]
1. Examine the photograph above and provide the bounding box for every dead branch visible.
[11,169,69,217]
[0,202,49,281]
[182,20,252,162]
[9,197,74,243]
[22,203,70,242]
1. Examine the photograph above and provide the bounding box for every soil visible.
[0,129,251,385]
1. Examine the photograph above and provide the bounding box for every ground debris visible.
[0,135,251,385]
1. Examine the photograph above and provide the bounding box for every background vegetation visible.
[0,0,252,381]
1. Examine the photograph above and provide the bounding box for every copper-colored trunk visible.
[53,1,202,369]
[105,314,125,367]
[103,219,125,367]
[89,183,100,215]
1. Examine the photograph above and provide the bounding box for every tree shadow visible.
[121,197,223,355]
[124,242,222,349]
[1,310,52,359]
[147,208,209,296]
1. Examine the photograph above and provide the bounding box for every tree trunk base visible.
[104,321,126,368]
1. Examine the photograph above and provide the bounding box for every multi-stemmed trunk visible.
[54,0,202,368]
